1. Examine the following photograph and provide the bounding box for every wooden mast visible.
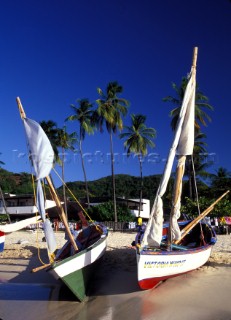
[16,97,78,252]
[168,47,198,246]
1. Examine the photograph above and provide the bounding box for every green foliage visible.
[87,201,135,222]
[64,174,161,206]
[182,196,231,218]
[0,214,8,223]
[0,168,230,221]
[0,169,34,194]
[120,113,156,156]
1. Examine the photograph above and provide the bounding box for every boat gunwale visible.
[52,232,108,268]
[138,243,214,256]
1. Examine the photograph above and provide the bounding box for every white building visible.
[0,193,56,218]
[83,196,151,220]
[128,198,150,219]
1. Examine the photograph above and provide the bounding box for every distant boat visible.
[0,231,5,252]
[134,47,229,290]
[16,97,108,301]
[0,190,42,252]
[0,215,42,252]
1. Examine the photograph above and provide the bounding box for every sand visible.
[0,230,231,320]
[1,229,230,272]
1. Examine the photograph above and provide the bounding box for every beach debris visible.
[13,239,29,245]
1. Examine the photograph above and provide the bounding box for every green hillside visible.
[0,168,162,205]
[1,168,230,219]
[64,173,162,203]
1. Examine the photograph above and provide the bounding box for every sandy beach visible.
[0,230,231,320]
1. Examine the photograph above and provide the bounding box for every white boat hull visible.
[49,234,107,301]
[137,244,212,289]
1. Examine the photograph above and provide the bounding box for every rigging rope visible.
[190,155,205,245]
[31,174,54,265]
[52,167,102,232]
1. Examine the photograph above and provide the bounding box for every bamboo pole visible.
[16,97,78,252]
[174,190,230,245]
[46,176,78,251]
[32,263,51,273]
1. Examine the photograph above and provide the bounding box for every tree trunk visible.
[79,138,90,208]
[110,131,117,222]
[61,147,68,220]
[0,186,11,223]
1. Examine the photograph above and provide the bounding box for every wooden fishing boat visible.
[135,47,229,290]
[137,219,217,289]
[49,222,107,301]
[16,97,108,301]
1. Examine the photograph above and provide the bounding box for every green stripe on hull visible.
[60,258,101,301]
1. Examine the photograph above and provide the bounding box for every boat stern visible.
[0,231,5,252]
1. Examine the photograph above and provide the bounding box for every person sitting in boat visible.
[64,223,79,240]
[132,222,146,247]
[137,216,142,232]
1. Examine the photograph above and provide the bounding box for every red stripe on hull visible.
[138,271,189,290]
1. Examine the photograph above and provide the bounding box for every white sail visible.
[142,71,196,247]
[23,118,54,179]
[23,118,57,254]
[171,81,195,240]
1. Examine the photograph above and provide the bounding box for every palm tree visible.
[210,167,231,197]
[120,114,156,216]
[41,120,77,217]
[56,126,77,216]
[0,154,9,222]
[163,77,214,133]
[96,81,130,222]
[66,98,95,208]
[0,153,5,167]
[185,131,212,199]
[40,120,60,163]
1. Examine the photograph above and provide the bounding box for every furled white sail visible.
[37,180,57,253]
[142,70,196,247]
[23,118,57,254]
[171,80,195,240]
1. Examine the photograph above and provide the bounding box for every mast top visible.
[191,47,198,72]
[16,97,26,119]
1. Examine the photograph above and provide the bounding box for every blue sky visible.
[0,0,230,187]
